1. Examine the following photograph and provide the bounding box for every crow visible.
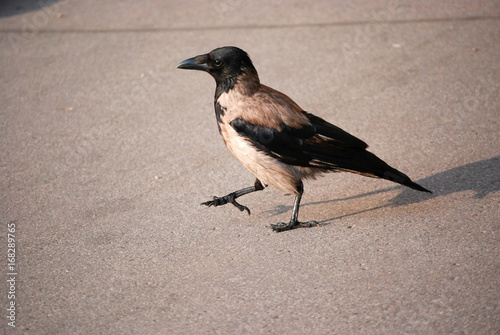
[177,46,431,232]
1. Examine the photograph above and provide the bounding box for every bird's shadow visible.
[265,156,500,224]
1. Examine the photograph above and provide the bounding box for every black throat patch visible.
[214,101,226,132]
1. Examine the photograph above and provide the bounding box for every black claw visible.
[231,199,251,215]
[201,196,224,207]
[201,194,251,215]
[270,220,319,232]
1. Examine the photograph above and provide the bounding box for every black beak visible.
[177,55,209,71]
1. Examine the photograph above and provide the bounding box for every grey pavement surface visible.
[1,1,500,334]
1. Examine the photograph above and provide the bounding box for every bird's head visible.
[177,46,258,86]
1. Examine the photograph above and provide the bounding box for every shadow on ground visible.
[0,0,63,18]
[266,156,500,223]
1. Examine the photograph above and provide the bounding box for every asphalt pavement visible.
[1,1,499,334]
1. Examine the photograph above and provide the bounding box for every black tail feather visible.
[382,169,432,193]
[305,145,432,193]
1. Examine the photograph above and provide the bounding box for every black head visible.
[177,46,258,84]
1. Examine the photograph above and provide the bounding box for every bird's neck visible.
[215,70,260,102]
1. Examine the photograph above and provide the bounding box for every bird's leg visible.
[202,179,265,215]
[270,181,318,232]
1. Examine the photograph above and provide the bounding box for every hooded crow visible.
[178,46,431,232]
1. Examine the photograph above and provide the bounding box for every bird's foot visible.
[201,193,251,215]
[270,220,319,232]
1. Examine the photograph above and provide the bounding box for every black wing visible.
[229,116,431,193]
[303,112,368,149]
[229,117,315,167]
[229,111,368,168]
[229,116,367,168]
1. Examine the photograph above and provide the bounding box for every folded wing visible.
[230,113,431,193]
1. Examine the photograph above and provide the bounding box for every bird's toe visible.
[201,196,221,207]
[270,220,318,232]
[231,200,251,215]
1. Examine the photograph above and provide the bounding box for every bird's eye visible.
[214,59,223,67]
